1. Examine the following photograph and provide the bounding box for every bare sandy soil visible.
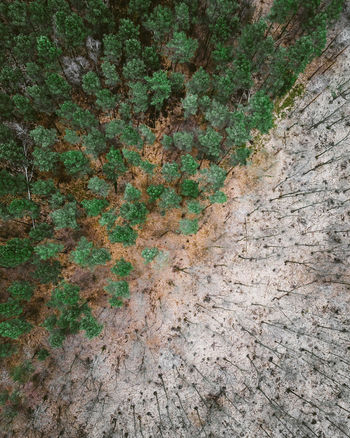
[3,8,350,438]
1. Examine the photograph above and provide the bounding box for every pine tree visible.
[198,127,223,160]
[159,188,181,211]
[111,258,134,277]
[225,111,251,146]
[205,100,229,129]
[33,148,59,172]
[102,34,122,63]
[175,2,190,31]
[71,237,111,269]
[88,177,111,198]
[144,5,173,42]
[61,150,91,175]
[83,129,107,157]
[209,191,227,204]
[104,280,130,307]
[123,59,146,81]
[101,61,120,87]
[34,242,64,261]
[173,132,194,152]
[179,218,198,235]
[32,259,62,284]
[141,247,159,264]
[8,281,34,301]
[248,91,274,133]
[50,202,78,229]
[109,225,138,246]
[146,71,171,110]
[8,199,39,219]
[82,71,101,95]
[31,179,56,197]
[187,67,211,96]
[181,154,199,175]
[162,162,180,182]
[181,180,199,198]
[200,164,226,191]
[29,223,53,242]
[119,201,148,226]
[0,319,32,340]
[124,183,141,202]
[187,200,204,214]
[0,238,33,268]
[166,32,198,64]
[182,93,198,119]
[129,82,149,114]
[30,126,56,148]
[81,199,109,217]
[147,184,165,202]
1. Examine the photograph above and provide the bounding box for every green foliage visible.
[129,82,149,114]
[187,67,211,96]
[34,242,64,261]
[144,5,173,41]
[230,146,252,166]
[146,71,171,110]
[71,237,111,269]
[169,72,185,93]
[45,73,71,97]
[105,120,125,139]
[96,89,118,110]
[182,93,198,118]
[61,150,90,175]
[101,61,120,87]
[162,162,180,182]
[104,148,127,181]
[147,184,164,201]
[36,35,61,62]
[32,259,62,284]
[8,199,39,219]
[159,188,181,211]
[123,59,146,81]
[173,132,194,152]
[0,319,32,340]
[187,200,204,214]
[141,247,159,264]
[82,199,109,217]
[111,258,133,277]
[31,179,56,196]
[119,201,148,226]
[209,191,227,204]
[0,238,33,268]
[248,91,274,133]
[200,164,226,191]
[181,154,199,175]
[103,34,122,63]
[0,301,23,318]
[99,208,118,230]
[122,148,142,167]
[51,202,78,230]
[0,171,26,196]
[109,225,138,246]
[179,218,198,235]
[45,281,102,346]
[33,148,59,172]
[83,128,107,157]
[104,280,130,307]
[30,126,56,148]
[225,111,251,146]
[88,177,110,198]
[29,223,53,242]
[198,127,223,160]
[8,281,34,301]
[205,100,229,129]
[181,180,199,198]
[124,183,141,201]
[166,32,198,64]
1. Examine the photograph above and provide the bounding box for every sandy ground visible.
[3,7,350,438]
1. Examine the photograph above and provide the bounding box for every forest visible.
[0,0,348,436]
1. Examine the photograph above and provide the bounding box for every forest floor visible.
[3,7,350,438]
